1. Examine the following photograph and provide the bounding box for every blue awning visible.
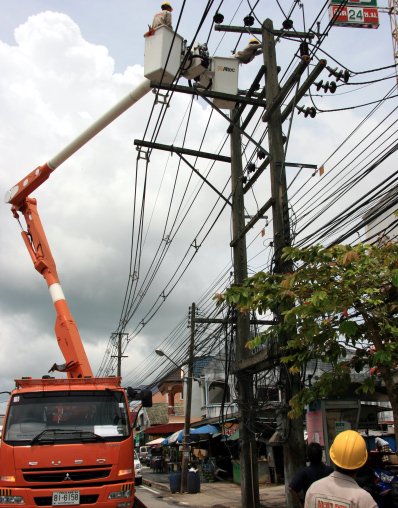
[163,424,219,445]
[191,424,219,435]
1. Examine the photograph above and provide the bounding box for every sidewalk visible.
[141,468,286,508]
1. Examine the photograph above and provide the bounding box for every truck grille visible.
[34,495,98,506]
[22,466,111,483]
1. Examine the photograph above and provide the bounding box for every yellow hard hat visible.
[249,38,259,44]
[161,1,173,10]
[329,430,368,470]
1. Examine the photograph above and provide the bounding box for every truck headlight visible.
[118,469,132,476]
[0,496,24,504]
[108,490,131,500]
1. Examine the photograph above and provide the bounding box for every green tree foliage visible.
[222,243,398,440]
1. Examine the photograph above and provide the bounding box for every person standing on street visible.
[375,436,393,464]
[289,442,333,507]
[304,430,377,508]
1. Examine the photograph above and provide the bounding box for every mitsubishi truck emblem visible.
[64,473,72,481]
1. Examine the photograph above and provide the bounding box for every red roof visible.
[144,423,184,435]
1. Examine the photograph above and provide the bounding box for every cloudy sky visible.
[0,0,396,410]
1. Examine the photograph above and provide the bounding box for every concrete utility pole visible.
[263,19,291,270]
[230,115,260,508]
[137,21,321,504]
[262,19,306,507]
[180,303,195,493]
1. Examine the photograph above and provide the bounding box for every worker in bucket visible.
[233,38,262,64]
[144,2,173,37]
[152,1,173,29]
[304,430,377,508]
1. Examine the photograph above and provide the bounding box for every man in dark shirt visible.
[289,442,333,507]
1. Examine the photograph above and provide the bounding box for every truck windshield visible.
[3,390,131,444]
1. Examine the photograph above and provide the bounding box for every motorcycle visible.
[372,468,398,507]
[361,467,398,508]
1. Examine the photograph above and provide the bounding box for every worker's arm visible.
[289,469,306,508]
[165,11,172,28]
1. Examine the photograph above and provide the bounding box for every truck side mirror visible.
[127,387,139,400]
[140,389,152,408]
[126,387,152,407]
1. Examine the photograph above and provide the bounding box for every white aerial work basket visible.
[144,26,183,85]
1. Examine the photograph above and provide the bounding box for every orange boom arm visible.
[4,79,151,378]
[13,197,93,378]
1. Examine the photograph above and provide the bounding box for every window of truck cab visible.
[3,390,131,445]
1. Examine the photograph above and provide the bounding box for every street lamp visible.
[155,348,180,370]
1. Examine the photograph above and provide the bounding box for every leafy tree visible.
[221,243,398,444]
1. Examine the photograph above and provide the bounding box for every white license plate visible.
[52,490,80,506]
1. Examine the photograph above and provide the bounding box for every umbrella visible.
[162,430,181,445]
[191,424,219,435]
[146,437,166,446]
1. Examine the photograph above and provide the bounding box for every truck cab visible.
[1,377,137,507]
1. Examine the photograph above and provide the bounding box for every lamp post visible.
[155,303,195,494]
[180,303,195,493]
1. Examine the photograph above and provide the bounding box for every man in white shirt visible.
[144,2,173,37]
[305,430,377,508]
[152,2,173,30]
[375,436,393,465]
[234,38,262,64]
